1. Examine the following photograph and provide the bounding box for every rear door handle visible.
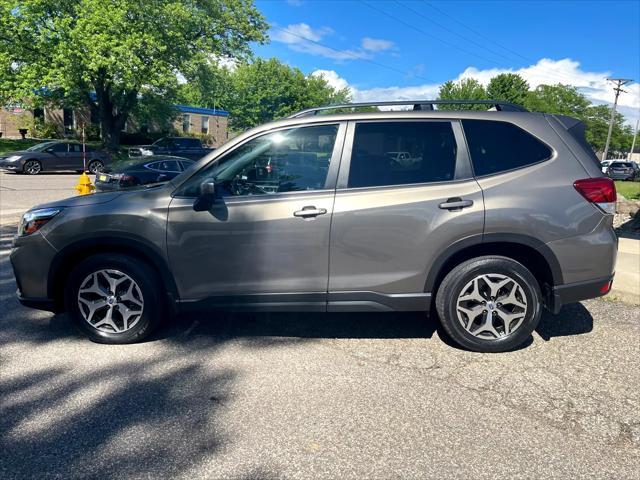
[438,198,474,211]
[293,206,327,218]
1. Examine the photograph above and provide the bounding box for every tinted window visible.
[147,160,181,172]
[611,162,632,168]
[69,144,83,152]
[180,124,338,197]
[462,120,552,176]
[348,122,457,188]
[175,138,200,149]
[180,160,195,171]
[49,143,69,153]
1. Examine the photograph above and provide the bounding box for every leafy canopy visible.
[178,58,351,132]
[0,0,268,146]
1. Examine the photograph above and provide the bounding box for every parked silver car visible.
[11,100,617,352]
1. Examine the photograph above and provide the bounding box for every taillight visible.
[573,177,616,214]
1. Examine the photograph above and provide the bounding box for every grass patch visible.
[615,181,640,200]
[0,138,42,154]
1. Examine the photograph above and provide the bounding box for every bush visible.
[32,119,62,139]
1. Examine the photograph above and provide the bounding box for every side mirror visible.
[45,148,55,154]
[193,180,216,211]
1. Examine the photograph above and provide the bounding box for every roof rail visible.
[288,99,528,118]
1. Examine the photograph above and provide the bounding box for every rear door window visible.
[348,121,457,188]
[462,120,552,176]
[147,160,181,172]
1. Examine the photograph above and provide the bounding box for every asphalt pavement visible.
[1,171,639,479]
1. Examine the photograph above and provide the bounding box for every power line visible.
[395,0,524,66]
[419,0,588,86]
[360,0,502,68]
[270,25,438,84]
[602,78,633,161]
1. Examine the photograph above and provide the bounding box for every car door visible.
[65,143,85,169]
[43,142,71,170]
[327,120,485,311]
[166,122,346,309]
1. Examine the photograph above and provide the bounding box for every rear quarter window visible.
[462,120,553,177]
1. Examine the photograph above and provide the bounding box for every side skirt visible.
[177,292,432,313]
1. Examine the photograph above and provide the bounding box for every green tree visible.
[525,84,632,153]
[183,58,350,132]
[487,73,529,106]
[437,78,488,110]
[0,0,267,149]
[524,84,590,117]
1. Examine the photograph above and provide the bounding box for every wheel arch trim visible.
[424,233,564,293]
[47,234,179,309]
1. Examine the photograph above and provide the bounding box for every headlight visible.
[19,208,62,236]
[5,155,22,162]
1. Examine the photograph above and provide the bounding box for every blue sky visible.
[252,0,640,123]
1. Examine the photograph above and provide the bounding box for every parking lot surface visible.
[0,172,79,223]
[1,220,639,479]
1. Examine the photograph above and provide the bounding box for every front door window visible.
[180,124,339,197]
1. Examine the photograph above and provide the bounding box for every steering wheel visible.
[231,177,269,196]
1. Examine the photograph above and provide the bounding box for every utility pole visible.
[602,78,633,161]
[628,117,639,161]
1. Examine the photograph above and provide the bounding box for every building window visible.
[182,114,190,133]
[63,108,74,134]
[201,116,209,134]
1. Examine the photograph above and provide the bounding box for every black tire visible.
[435,256,542,353]
[88,160,104,173]
[23,159,42,175]
[65,254,166,344]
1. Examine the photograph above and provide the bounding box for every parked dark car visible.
[128,137,214,160]
[95,156,194,191]
[606,161,636,180]
[0,141,110,174]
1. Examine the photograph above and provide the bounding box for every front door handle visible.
[438,198,474,211]
[293,206,327,218]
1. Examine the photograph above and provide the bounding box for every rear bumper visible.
[550,275,614,314]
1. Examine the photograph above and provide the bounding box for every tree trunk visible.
[91,81,136,152]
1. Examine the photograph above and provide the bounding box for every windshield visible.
[26,141,58,152]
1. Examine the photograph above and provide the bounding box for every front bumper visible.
[549,275,614,314]
[10,232,59,311]
[0,160,23,171]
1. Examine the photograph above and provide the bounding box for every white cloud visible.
[361,37,394,52]
[311,69,352,92]
[311,58,640,126]
[271,23,373,61]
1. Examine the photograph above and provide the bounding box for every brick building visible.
[0,104,229,147]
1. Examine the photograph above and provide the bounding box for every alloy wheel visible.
[455,273,528,339]
[88,161,104,173]
[24,160,41,175]
[77,269,144,333]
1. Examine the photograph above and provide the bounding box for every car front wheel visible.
[65,254,166,344]
[435,256,542,353]
[23,160,42,175]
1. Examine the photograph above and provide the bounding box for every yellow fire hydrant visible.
[75,172,95,195]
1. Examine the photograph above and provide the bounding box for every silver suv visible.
[11,100,618,352]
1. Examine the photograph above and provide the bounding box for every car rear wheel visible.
[65,254,166,344]
[88,160,104,174]
[23,160,42,175]
[435,256,542,353]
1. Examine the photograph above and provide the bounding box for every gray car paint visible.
[11,109,617,315]
[0,143,110,172]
